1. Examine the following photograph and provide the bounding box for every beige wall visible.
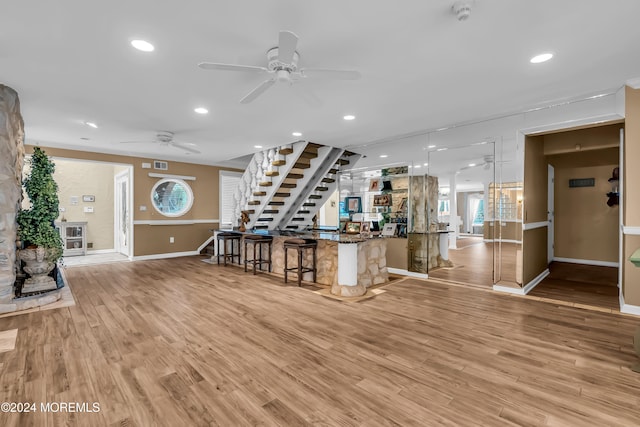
[624,86,640,305]
[26,145,242,257]
[549,150,619,263]
[54,159,117,251]
[543,123,622,155]
[523,227,548,285]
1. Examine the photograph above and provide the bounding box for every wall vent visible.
[153,160,168,170]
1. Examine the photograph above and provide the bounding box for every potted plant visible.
[16,147,63,293]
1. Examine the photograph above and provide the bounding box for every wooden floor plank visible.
[0,256,638,426]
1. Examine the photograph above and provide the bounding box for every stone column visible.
[0,85,25,304]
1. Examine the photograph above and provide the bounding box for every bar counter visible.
[219,229,389,296]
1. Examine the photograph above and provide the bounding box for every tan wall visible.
[54,159,116,251]
[523,227,548,285]
[624,235,640,304]
[386,237,408,269]
[550,158,619,263]
[524,135,547,224]
[26,145,242,257]
[624,86,640,305]
[543,123,622,155]
[484,221,521,241]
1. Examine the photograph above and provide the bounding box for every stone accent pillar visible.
[0,85,25,304]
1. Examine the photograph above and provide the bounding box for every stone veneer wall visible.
[242,236,388,289]
[408,175,445,272]
[0,85,24,305]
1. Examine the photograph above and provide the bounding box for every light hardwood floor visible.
[0,256,639,426]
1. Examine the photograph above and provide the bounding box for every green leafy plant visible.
[16,147,63,261]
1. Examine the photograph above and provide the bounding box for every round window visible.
[150,178,194,217]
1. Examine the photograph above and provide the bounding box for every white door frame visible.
[114,168,133,258]
[547,164,554,264]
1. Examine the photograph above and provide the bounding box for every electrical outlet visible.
[169,237,174,243]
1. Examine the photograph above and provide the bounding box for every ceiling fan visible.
[198,30,361,105]
[459,155,494,171]
[119,131,201,154]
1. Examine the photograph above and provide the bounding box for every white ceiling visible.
[2,1,639,169]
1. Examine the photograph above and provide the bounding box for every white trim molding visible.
[621,304,640,316]
[626,77,640,89]
[622,226,640,235]
[198,236,215,253]
[388,268,428,279]
[483,239,522,244]
[553,257,619,268]
[493,269,549,295]
[148,172,196,181]
[523,221,548,231]
[133,251,200,261]
[86,249,117,255]
[133,219,219,226]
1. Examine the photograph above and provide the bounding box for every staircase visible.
[232,141,362,231]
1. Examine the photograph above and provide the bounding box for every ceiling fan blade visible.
[278,31,299,64]
[299,68,361,80]
[240,79,276,104]
[198,62,268,73]
[291,83,322,108]
[171,143,201,154]
[119,140,148,144]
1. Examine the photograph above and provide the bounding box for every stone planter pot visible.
[19,247,58,293]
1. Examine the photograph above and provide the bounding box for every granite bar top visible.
[218,228,381,243]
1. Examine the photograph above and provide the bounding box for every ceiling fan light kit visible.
[198,30,361,105]
[452,0,473,21]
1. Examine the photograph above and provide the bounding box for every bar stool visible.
[284,238,317,286]
[244,235,273,275]
[217,232,241,266]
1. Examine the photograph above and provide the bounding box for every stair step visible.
[254,225,268,230]
[303,202,316,207]
[265,170,279,177]
[300,152,318,160]
[336,159,350,166]
[263,209,279,214]
[278,148,294,155]
[293,162,311,169]
[272,159,286,166]
[309,195,322,199]
[343,150,357,156]
[274,192,290,198]
[315,186,329,192]
[258,217,274,222]
[259,181,273,187]
[245,209,255,214]
[291,217,305,221]
[328,168,338,174]
[322,178,335,183]
[253,191,267,196]
[298,210,311,214]
[247,200,260,205]
[287,173,304,179]
[280,183,297,189]
[268,201,285,206]
[286,225,299,229]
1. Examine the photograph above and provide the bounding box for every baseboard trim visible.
[387,268,428,279]
[198,236,215,253]
[483,239,522,244]
[620,303,640,316]
[553,257,619,268]
[523,221,548,231]
[622,226,640,235]
[86,249,116,255]
[133,251,200,261]
[493,269,549,295]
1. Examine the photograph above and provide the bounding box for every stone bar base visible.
[239,235,388,296]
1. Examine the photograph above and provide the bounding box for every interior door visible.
[115,169,132,257]
[548,164,554,264]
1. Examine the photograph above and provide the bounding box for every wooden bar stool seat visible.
[217,232,241,266]
[283,238,317,286]
[244,235,273,275]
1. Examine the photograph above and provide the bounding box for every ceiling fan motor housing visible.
[267,47,299,72]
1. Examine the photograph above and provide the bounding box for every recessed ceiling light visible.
[131,39,154,52]
[414,165,421,169]
[84,121,98,129]
[437,148,448,151]
[530,52,553,63]
[343,115,356,121]
[292,132,302,137]
[194,107,208,114]
[254,145,263,149]
[424,163,428,166]
[428,145,436,149]
[380,154,388,158]
[468,163,476,167]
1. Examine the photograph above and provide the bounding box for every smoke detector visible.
[452,1,473,21]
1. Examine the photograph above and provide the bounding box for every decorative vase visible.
[18,247,58,293]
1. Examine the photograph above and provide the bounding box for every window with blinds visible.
[219,171,242,229]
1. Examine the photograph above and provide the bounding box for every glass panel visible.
[426,141,497,286]
[151,178,194,217]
